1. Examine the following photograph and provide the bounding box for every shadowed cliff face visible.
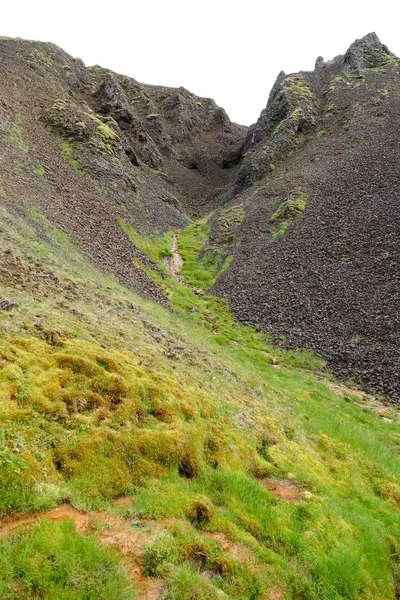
[0,33,399,400]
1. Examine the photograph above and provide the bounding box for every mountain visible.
[0,35,245,301]
[211,32,400,401]
[1,33,398,400]
[0,34,399,600]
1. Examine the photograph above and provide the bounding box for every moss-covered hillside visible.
[0,203,399,600]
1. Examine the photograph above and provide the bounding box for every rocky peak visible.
[343,32,394,74]
[95,73,133,125]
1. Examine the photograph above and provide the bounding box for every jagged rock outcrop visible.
[212,33,400,401]
[343,32,395,74]
[235,70,318,191]
[95,73,133,124]
[0,36,246,300]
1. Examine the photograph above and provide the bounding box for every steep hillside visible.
[0,36,245,300]
[0,172,399,600]
[212,33,400,401]
[0,33,399,600]
[1,33,398,400]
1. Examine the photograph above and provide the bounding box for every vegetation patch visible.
[0,206,399,599]
[218,204,245,245]
[0,520,135,599]
[177,219,232,289]
[270,194,307,239]
[119,219,173,264]
[5,117,31,154]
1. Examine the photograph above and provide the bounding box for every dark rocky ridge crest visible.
[211,32,400,401]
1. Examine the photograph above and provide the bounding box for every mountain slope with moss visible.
[0,32,399,600]
[212,33,400,401]
[0,202,399,599]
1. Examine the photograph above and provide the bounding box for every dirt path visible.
[0,500,167,599]
[162,232,183,277]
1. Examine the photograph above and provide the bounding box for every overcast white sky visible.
[2,1,399,125]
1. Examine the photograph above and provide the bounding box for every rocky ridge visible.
[0,36,245,301]
[212,32,400,400]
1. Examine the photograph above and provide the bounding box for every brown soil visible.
[0,502,170,599]
[162,233,183,277]
[325,381,400,423]
[261,478,305,503]
[0,504,92,539]
[205,531,255,564]
[266,589,287,600]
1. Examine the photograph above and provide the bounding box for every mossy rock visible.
[271,195,307,223]
[218,204,245,244]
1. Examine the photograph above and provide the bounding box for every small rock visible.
[0,299,17,311]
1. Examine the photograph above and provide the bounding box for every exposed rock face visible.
[95,74,133,124]
[0,36,246,301]
[343,32,395,74]
[235,70,317,191]
[212,33,400,401]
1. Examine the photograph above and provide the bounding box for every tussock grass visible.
[119,218,173,263]
[0,520,135,599]
[0,206,399,598]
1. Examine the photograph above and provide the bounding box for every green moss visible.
[57,136,85,173]
[88,113,119,141]
[270,195,307,240]
[271,221,288,240]
[32,163,46,178]
[282,75,314,103]
[271,195,307,224]
[365,51,399,71]
[6,117,30,153]
[325,103,335,115]
[119,218,173,264]
[218,204,245,245]
[341,118,350,131]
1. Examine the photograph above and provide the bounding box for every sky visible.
[2,1,400,126]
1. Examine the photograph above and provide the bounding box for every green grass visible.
[177,218,232,289]
[0,520,135,599]
[119,218,173,263]
[57,137,85,173]
[6,117,30,154]
[32,163,46,179]
[0,206,399,599]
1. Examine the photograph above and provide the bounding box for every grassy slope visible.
[0,204,399,599]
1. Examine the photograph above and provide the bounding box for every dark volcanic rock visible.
[343,32,395,74]
[95,73,133,124]
[0,37,246,303]
[213,33,400,402]
[235,69,318,192]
